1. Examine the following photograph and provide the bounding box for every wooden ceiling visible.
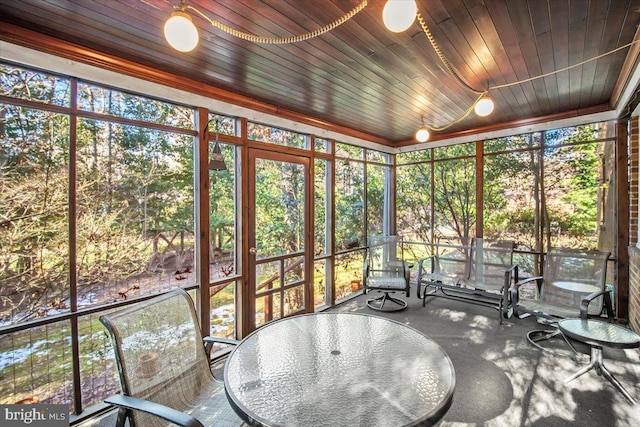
[1,0,640,146]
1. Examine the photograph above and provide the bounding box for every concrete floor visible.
[333,292,640,426]
[78,291,640,426]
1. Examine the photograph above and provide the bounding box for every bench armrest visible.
[514,276,543,288]
[417,256,436,277]
[105,394,204,427]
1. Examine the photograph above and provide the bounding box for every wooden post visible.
[196,107,211,335]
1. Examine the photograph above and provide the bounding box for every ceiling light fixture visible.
[164,9,199,52]
[474,95,495,117]
[410,11,498,138]
[164,1,367,48]
[382,0,417,32]
[415,116,430,142]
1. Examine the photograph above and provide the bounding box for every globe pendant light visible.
[382,0,418,33]
[164,11,199,52]
[474,96,495,117]
[415,116,430,142]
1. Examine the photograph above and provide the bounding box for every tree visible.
[1,65,70,322]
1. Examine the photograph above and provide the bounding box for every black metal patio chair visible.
[511,248,613,352]
[363,235,410,311]
[100,288,243,427]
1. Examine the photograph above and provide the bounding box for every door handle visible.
[249,247,258,255]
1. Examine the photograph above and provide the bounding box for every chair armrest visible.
[402,260,410,282]
[105,394,204,427]
[204,336,239,358]
[416,256,437,298]
[580,289,614,320]
[402,260,411,296]
[203,337,239,346]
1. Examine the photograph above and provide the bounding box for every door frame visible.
[245,147,313,332]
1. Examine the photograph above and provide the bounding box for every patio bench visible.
[417,239,518,324]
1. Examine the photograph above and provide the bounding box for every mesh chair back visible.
[368,235,403,279]
[434,244,470,281]
[100,289,214,427]
[468,239,514,292]
[540,249,610,316]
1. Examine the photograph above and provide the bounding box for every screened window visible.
[0,64,199,410]
[335,158,364,251]
[247,122,308,149]
[77,82,194,129]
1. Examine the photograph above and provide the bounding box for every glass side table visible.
[558,318,640,405]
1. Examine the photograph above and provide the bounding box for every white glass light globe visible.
[474,97,495,117]
[382,0,418,33]
[164,11,199,52]
[415,126,430,142]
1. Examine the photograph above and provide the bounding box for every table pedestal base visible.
[565,345,637,405]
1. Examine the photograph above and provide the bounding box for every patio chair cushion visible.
[366,276,408,290]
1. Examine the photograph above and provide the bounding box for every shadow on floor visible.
[77,292,640,426]
[333,291,640,426]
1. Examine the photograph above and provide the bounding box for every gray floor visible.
[80,292,640,427]
[333,292,640,426]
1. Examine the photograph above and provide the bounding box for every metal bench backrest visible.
[468,239,515,291]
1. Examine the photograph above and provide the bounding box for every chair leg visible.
[366,292,407,312]
[527,328,579,355]
[115,408,128,427]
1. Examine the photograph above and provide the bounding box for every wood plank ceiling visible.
[1,0,640,146]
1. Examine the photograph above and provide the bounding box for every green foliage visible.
[314,159,328,255]
[396,162,431,243]
[433,157,476,244]
[254,159,305,256]
[334,159,364,249]
[247,123,307,148]
[397,124,608,251]
[1,71,197,322]
[336,142,363,159]
[366,164,386,236]
[1,103,71,320]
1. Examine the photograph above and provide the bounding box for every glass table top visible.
[551,281,600,293]
[558,318,640,349]
[224,312,455,427]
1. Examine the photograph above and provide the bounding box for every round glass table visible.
[551,281,600,293]
[558,318,640,404]
[224,313,455,426]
